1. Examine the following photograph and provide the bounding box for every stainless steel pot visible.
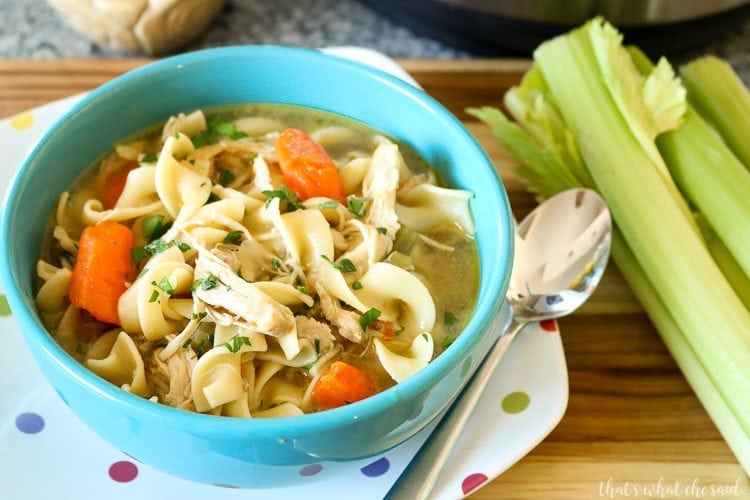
[434,0,749,25]
[357,0,750,56]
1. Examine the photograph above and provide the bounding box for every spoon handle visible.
[386,317,526,500]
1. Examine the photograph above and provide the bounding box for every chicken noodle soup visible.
[35,104,479,416]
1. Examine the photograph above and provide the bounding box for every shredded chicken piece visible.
[295,316,336,353]
[317,286,363,343]
[192,245,296,338]
[363,142,401,237]
[150,346,196,411]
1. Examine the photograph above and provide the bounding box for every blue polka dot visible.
[299,463,323,477]
[16,412,45,434]
[360,457,389,477]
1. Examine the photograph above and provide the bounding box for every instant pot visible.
[357,0,750,56]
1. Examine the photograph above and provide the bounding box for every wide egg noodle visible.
[354,261,436,334]
[86,330,149,396]
[155,132,212,222]
[118,246,194,340]
[373,333,434,383]
[34,263,72,327]
[395,184,475,235]
[82,166,164,225]
[191,348,244,413]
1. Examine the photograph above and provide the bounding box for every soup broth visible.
[35,104,479,416]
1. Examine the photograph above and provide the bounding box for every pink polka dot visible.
[539,319,557,332]
[109,460,138,483]
[461,472,489,495]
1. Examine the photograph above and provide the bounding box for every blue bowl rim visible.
[0,45,513,442]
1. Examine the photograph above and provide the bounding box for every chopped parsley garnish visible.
[132,239,170,266]
[152,277,175,295]
[321,255,356,273]
[359,308,381,330]
[192,311,208,321]
[422,333,430,341]
[218,168,235,186]
[219,334,252,353]
[142,214,172,241]
[173,240,191,252]
[191,273,219,291]
[191,116,248,148]
[296,285,307,294]
[206,192,221,205]
[376,226,388,235]
[141,153,158,163]
[443,311,459,326]
[271,258,281,270]
[442,336,456,349]
[352,280,363,290]
[148,290,160,303]
[347,197,370,218]
[317,200,339,210]
[223,230,243,245]
[262,186,304,211]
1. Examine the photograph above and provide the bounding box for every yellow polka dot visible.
[9,112,34,131]
[501,391,530,414]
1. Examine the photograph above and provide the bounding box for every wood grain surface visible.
[0,58,747,499]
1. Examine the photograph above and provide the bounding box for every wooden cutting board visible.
[0,58,747,498]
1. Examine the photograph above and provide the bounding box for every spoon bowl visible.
[389,187,612,499]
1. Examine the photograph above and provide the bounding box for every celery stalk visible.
[611,230,750,473]
[469,17,750,457]
[680,56,750,170]
[657,108,750,278]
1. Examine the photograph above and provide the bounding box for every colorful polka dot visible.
[108,460,138,483]
[461,472,489,495]
[360,457,389,477]
[9,112,34,131]
[0,295,11,316]
[299,463,323,477]
[460,356,472,378]
[501,391,530,414]
[15,412,45,434]
[539,319,557,332]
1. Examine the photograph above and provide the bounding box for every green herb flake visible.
[201,273,219,291]
[219,334,252,353]
[442,336,456,349]
[132,239,170,266]
[142,214,172,240]
[262,186,303,211]
[321,255,356,273]
[271,258,281,270]
[152,277,175,295]
[352,280,363,290]
[141,153,158,163]
[174,240,191,252]
[443,311,459,326]
[376,226,388,235]
[218,168,235,186]
[318,200,340,210]
[223,230,243,245]
[148,289,160,303]
[192,311,207,321]
[347,197,370,218]
[359,308,382,330]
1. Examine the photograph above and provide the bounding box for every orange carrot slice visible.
[312,360,377,410]
[275,128,346,202]
[69,221,136,325]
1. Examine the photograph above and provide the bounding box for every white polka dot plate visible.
[0,47,568,499]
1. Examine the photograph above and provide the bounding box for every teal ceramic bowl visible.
[0,46,513,488]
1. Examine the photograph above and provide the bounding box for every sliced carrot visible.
[69,221,136,325]
[312,360,377,410]
[101,160,137,209]
[275,128,346,202]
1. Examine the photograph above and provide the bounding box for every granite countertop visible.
[3,0,750,75]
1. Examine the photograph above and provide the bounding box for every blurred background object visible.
[44,0,226,54]
[358,0,750,57]
[3,0,750,79]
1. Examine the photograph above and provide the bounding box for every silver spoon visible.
[387,187,612,499]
